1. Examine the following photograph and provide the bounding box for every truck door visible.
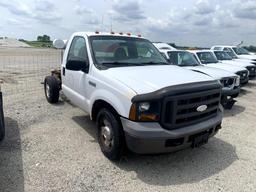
[62,36,89,109]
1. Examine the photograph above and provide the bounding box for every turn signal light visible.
[129,104,137,121]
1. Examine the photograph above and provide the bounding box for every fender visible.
[89,89,131,119]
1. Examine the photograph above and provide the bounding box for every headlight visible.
[129,101,161,122]
[139,102,150,112]
[235,76,240,86]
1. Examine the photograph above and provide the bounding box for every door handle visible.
[62,67,65,76]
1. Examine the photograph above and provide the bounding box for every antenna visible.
[101,15,104,31]
[110,15,113,32]
[237,41,244,47]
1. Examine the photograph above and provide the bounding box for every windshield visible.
[90,36,168,68]
[224,48,238,59]
[214,51,233,61]
[196,52,219,64]
[232,47,250,55]
[167,51,200,66]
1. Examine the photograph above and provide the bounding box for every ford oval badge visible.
[197,105,207,112]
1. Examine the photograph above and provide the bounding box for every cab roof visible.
[212,45,237,48]
[187,49,213,53]
[72,31,145,39]
[153,43,177,51]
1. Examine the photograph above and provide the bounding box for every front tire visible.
[0,94,5,142]
[97,108,125,160]
[44,76,60,103]
[0,117,4,142]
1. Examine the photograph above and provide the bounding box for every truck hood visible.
[185,65,236,80]
[203,63,247,73]
[103,65,214,94]
[219,60,254,67]
[234,59,255,65]
[238,54,256,60]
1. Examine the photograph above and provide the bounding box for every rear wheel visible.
[44,76,60,103]
[97,108,125,160]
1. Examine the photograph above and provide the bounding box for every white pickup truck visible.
[0,85,5,142]
[189,50,250,85]
[44,32,223,160]
[158,49,240,109]
[212,50,256,78]
[211,46,256,65]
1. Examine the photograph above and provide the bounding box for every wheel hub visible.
[101,119,113,148]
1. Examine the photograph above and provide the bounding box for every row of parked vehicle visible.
[154,43,256,109]
[40,31,256,160]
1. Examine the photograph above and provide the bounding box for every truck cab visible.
[189,50,250,85]
[44,32,223,160]
[0,84,5,142]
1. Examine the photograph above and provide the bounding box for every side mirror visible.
[53,39,67,49]
[66,60,89,73]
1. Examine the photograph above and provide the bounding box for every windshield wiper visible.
[180,64,198,66]
[140,61,169,66]
[100,62,137,66]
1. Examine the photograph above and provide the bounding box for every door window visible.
[67,37,88,62]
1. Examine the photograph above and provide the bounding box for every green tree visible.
[37,36,43,41]
[37,35,51,42]
[42,35,50,42]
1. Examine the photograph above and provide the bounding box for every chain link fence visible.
[0,48,61,102]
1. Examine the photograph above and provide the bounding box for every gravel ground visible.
[0,48,256,192]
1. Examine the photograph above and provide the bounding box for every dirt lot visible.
[0,48,256,192]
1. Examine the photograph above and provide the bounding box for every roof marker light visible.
[119,32,123,35]
[95,31,100,34]
[111,31,115,34]
[127,32,131,36]
[138,34,142,37]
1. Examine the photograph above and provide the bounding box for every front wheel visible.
[44,76,60,104]
[97,108,125,160]
[0,94,5,142]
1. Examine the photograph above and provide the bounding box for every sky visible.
[0,0,255,47]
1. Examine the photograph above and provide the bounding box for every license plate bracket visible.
[191,133,209,148]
